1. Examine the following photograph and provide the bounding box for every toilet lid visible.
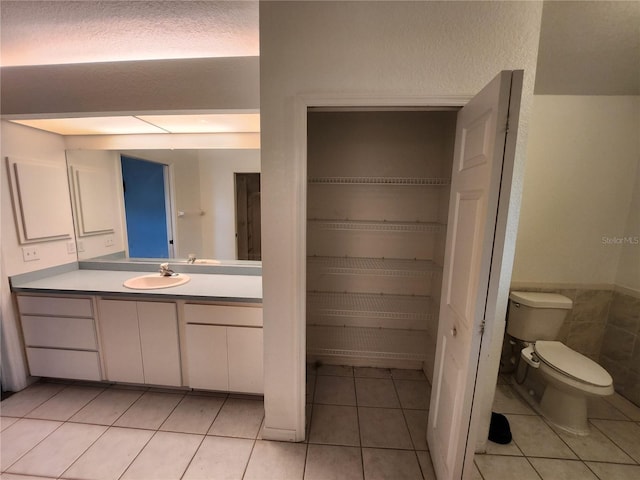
[533,341,612,387]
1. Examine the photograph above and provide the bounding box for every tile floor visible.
[1,367,639,479]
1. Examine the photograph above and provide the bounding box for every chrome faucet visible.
[159,263,175,276]
[187,253,196,264]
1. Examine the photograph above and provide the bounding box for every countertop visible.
[10,269,262,303]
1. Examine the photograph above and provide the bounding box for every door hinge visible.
[480,320,486,335]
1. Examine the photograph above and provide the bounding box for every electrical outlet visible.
[22,246,40,262]
[104,235,114,247]
[67,241,77,254]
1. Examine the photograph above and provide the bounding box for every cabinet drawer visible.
[21,315,97,350]
[184,304,262,327]
[17,295,93,317]
[26,348,101,381]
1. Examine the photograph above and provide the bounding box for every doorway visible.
[121,156,174,258]
[235,173,261,261]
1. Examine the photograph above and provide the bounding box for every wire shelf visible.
[307,256,440,277]
[307,291,434,321]
[307,325,428,361]
[307,219,445,233]
[308,177,450,186]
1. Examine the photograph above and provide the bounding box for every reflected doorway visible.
[235,173,261,260]
[121,156,173,258]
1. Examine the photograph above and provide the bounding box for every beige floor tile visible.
[354,367,392,379]
[403,409,429,450]
[0,474,57,480]
[475,454,541,480]
[590,419,640,463]
[0,416,19,431]
[208,398,264,438]
[7,422,106,478]
[528,458,598,480]
[113,391,183,430]
[603,393,640,420]
[391,369,427,381]
[243,440,307,480]
[121,431,203,480]
[317,364,354,377]
[588,397,630,420]
[585,461,640,480]
[508,415,577,459]
[69,388,143,425]
[26,386,104,421]
[0,383,66,418]
[314,375,356,406]
[308,404,360,446]
[355,378,400,408]
[304,444,363,480]
[362,448,423,480]
[62,427,154,480]
[484,435,524,457]
[182,435,253,480]
[358,407,413,450]
[393,379,430,410]
[416,451,436,479]
[0,419,62,471]
[552,421,635,463]
[470,460,485,480]
[492,384,535,415]
[160,395,224,434]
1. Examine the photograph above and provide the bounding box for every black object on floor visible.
[488,412,512,444]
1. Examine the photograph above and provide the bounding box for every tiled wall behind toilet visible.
[508,285,640,408]
[599,291,640,407]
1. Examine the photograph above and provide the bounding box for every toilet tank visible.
[506,291,572,342]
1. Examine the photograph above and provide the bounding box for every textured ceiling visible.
[0,0,259,66]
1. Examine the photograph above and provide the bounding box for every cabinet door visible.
[227,327,263,394]
[185,324,228,391]
[137,302,182,387]
[98,300,144,384]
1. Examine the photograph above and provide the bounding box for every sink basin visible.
[123,274,190,290]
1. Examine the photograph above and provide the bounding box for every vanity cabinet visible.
[98,299,181,386]
[184,304,263,394]
[16,295,102,381]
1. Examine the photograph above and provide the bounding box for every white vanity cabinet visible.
[184,304,263,394]
[17,295,102,381]
[98,299,182,386]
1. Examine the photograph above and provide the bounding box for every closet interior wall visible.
[306,110,457,380]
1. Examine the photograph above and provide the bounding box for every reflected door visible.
[236,173,261,260]
[121,156,171,258]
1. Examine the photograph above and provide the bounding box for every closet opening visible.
[305,107,459,382]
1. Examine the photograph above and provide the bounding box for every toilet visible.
[507,291,614,435]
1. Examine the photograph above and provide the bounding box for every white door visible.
[427,71,523,479]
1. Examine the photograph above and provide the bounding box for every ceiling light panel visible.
[138,114,261,133]
[11,117,167,135]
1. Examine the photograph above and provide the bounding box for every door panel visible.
[427,71,523,479]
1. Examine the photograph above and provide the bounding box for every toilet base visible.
[539,383,590,436]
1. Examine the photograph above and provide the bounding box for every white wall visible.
[198,150,261,260]
[512,96,640,289]
[260,0,542,440]
[1,121,75,390]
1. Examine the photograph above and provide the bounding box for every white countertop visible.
[11,269,262,303]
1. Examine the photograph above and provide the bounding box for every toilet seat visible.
[534,341,612,387]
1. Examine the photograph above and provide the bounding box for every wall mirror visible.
[66,147,261,264]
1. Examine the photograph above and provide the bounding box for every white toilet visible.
[507,291,614,435]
